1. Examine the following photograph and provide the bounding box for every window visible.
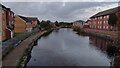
[107,15,109,19]
[103,26,105,29]
[11,14,13,17]
[104,20,106,24]
[100,16,102,20]
[103,16,105,19]
[106,20,108,24]
[9,21,11,26]
[100,21,102,24]
[106,26,109,29]
[9,12,11,16]
[95,18,97,20]
[12,21,14,25]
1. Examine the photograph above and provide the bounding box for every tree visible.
[46,20,51,23]
[39,20,52,30]
[107,7,120,67]
[108,13,120,46]
[108,13,118,26]
[55,21,60,27]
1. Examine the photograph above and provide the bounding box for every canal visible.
[26,28,114,66]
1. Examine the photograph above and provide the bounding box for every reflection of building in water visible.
[114,56,120,68]
[89,36,112,66]
[89,36,120,67]
[89,36,111,52]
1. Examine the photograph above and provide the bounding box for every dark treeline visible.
[38,20,73,30]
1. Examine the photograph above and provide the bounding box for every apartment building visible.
[89,6,120,31]
[0,4,14,41]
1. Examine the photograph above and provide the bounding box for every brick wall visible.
[14,16,27,33]
[32,20,38,28]
[89,15,114,31]
[2,9,7,41]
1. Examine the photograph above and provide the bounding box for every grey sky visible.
[2,2,118,22]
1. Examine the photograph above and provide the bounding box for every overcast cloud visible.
[2,2,119,22]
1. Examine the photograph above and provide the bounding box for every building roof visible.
[1,4,14,13]
[90,6,120,18]
[18,15,38,23]
[26,17,38,21]
[85,20,90,23]
[18,15,30,22]
[1,4,7,9]
[74,20,85,23]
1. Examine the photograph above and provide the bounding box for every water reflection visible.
[89,36,111,53]
[26,28,112,66]
[89,36,116,67]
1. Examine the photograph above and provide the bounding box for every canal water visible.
[26,28,114,66]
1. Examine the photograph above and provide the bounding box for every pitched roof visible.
[85,20,90,23]
[18,15,38,23]
[18,15,30,22]
[1,4,14,13]
[74,20,85,23]
[90,6,120,18]
[27,17,38,21]
[1,4,7,9]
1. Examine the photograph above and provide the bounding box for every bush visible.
[72,26,85,34]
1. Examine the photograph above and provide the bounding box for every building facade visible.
[89,6,120,31]
[14,15,39,33]
[0,4,14,41]
[89,15,113,30]
[73,20,85,28]
[27,17,39,28]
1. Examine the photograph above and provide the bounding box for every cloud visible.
[2,2,118,22]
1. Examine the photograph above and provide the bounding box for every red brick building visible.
[89,6,120,31]
[0,4,14,41]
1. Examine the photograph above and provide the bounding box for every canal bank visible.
[18,29,54,68]
[72,27,120,67]
[84,28,117,40]
[2,29,53,67]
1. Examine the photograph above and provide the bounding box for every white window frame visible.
[106,26,109,29]
[104,20,106,24]
[106,20,108,24]
[103,26,105,29]
[107,15,109,19]
[100,16,102,20]
[9,12,10,16]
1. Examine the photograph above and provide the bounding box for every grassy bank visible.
[14,33,24,38]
